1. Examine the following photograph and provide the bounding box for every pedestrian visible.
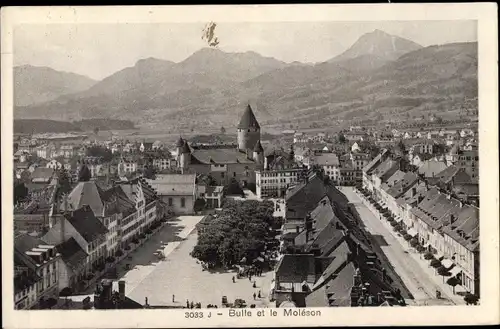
[190,301,194,309]
[253,292,256,300]
[249,275,252,281]
[232,276,235,283]
[253,281,256,288]
[172,294,175,303]
[258,290,261,298]
[186,299,189,308]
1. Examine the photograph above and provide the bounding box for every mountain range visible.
[14,65,96,107]
[14,30,478,132]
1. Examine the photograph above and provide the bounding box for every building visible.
[409,189,479,295]
[417,159,448,180]
[42,206,108,293]
[256,168,306,199]
[117,157,138,176]
[14,234,61,309]
[175,105,264,187]
[146,174,196,214]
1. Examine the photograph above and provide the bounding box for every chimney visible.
[296,226,300,233]
[118,280,125,302]
[450,214,456,224]
[411,188,416,197]
[446,193,451,200]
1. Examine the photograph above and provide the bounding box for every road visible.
[339,187,457,306]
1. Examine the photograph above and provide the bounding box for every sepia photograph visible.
[2,4,498,328]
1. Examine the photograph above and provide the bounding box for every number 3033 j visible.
[185,311,210,318]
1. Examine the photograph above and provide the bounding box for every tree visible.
[337,133,346,143]
[446,276,461,294]
[192,199,275,268]
[57,168,72,196]
[464,293,479,305]
[223,178,244,196]
[143,165,156,179]
[194,198,206,212]
[220,126,226,134]
[14,182,28,204]
[437,265,451,283]
[93,127,100,136]
[86,145,112,162]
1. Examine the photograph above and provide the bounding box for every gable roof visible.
[313,153,339,167]
[434,165,472,185]
[275,254,316,283]
[31,167,55,182]
[191,149,255,165]
[386,172,419,199]
[285,174,327,220]
[65,205,108,243]
[55,237,88,272]
[237,104,260,129]
[65,181,106,217]
[418,160,448,178]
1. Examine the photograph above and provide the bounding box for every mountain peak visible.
[329,30,423,62]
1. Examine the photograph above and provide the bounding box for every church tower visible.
[237,104,261,154]
[175,136,184,162]
[179,140,191,172]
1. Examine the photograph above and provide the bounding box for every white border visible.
[2,4,499,328]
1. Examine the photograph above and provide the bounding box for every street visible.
[110,215,273,308]
[338,187,460,306]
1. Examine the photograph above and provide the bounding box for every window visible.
[168,198,173,206]
[181,198,186,208]
[233,172,236,177]
[221,172,225,178]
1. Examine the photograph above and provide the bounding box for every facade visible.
[14,234,61,309]
[256,168,306,199]
[146,174,196,214]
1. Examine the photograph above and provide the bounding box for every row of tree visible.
[191,199,275,268]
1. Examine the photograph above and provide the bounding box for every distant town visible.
[13,103,479,310]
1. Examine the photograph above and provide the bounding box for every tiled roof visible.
[14,233,45,254]
[418,160,448,178]
[325,262,356,306]
[275,254,315,283]
[237,104,260,129]
[386,172,419,199]
[285,175,326,220]
[381,170,405,191]
[305,283,329,307]
[55,237,88,272]
[147,180,194,196]
[442,205,479,251]
[396,182,427,206]
[372,158,399,181]
[191,149,255,164]
[314,153,339,167]
[452,183,479,196]
[65,205,108,243]
[434,166,472,185]
[65,181,105,217]
[154,174,196,184]
[31,167,55,182]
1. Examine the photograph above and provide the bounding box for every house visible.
[46,159,63,170]
[417,159,448,180]
[256,168,307,199]
[313,153,340,179]
[146,174,196,214]
[410,153,434,167]
[140,141,154,152]
[432,165,472,191]
[118,157,138,176]
[14,233,61,309]
[42,206,108,293]
[273,254,316,307]
[410,189,479,295]
[60,145,75,158]
[344,130,366,142]
[202,185,224,209]
[152,141,163,151]
[14,150,32,163]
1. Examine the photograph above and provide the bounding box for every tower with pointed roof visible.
[237,104,261,156]
[175,136,185,162]
[253,140,264,167]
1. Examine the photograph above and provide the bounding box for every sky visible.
[14,20,477,80]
